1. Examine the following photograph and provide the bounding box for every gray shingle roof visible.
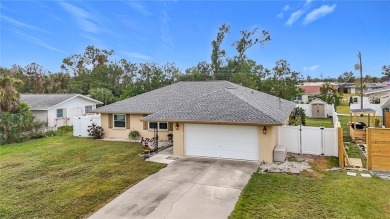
[93,81,232,113]
[142,83,296,124]
[21,94,102,110]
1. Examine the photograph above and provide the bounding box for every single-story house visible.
[380,97,390,128]
[21,94,102,127]
[364,87,390,104]
[93,81,296,163]
[295,82,338,103]
[345,83,390,94]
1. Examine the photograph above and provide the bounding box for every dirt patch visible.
[259,153,337,178]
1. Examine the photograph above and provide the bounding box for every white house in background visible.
[350,96,383,116]
[21,94,102,127]
[364,87,390,103]
[296,99,333,118]
[345,83,390,94]
[295,82,338,103]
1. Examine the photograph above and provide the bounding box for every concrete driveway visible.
[89,157,258,219]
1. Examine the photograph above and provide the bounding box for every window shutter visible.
[143,114,148,130]
[108,114,113,128]
[126,114,130,129]
[168,122,173,131]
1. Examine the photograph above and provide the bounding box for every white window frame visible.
[113,114,126,128]
[148,122,168,131]
[85,105,93,114]
[56,108,66,118]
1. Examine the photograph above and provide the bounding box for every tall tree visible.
[0,68,23,112]
[338,71,355,83]
[89,88,115,106]
[315,82,342,108]
[382,65,390,81]
[211,24,230,79]
[267,60,303,100]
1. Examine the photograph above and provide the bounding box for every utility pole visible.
[357,51,363,109]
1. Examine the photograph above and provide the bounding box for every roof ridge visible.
[225,85,288,122]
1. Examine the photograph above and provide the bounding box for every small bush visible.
[289,107,307,126]
[58,126,73,132]
[87,123,104,139]
[129,130,140,140]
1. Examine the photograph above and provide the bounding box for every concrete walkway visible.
[89,157,258,219]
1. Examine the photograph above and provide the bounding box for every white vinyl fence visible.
[278,125,338,156]
[73,115,101,137]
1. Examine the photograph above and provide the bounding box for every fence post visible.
[338,127,344,169]
[367,128,371,170]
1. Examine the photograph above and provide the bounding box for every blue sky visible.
[1,0,389,79]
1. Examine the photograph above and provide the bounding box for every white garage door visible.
[184,124,259,161]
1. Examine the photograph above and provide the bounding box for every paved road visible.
[89,157,258,219]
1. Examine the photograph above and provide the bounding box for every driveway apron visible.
[89,157,258,219]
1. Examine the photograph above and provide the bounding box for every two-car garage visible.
[183,124,259,161]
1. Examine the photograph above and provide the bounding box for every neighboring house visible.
[295,82,337,103]
[21,94,102,127]
[296,99,333,118]
[345,83,389,94]
[380,97,390,128]
[93,81,296,163]
[364,87,390,104]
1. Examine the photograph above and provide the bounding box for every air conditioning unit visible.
[273,145,287,162]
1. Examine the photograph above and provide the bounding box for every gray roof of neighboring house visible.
[141,84,296,124]
[93,81,233,114]
[345,83,389,88]
[364,86,390,95]
[21,94,102,110]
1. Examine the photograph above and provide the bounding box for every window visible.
[57,109,65,118]
[113,114,126,128]
[85,105,93,114]
[148,122,168,130]
[296,95,302,101]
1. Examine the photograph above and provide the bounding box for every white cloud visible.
[127,1,151,16]
[283,5,290,11]
[59,2,101,33]
[305,0,313,6]
[125,52,151,60]
[277,12,284,19]
[12,30,64,53]
[1,14,40,31]
[160,3,174,49]
[303,4,337,25]
[303,65,320,71]
[285,10,304,26]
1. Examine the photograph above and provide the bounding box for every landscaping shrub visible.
[87,123,104,139]
[0,103,44,144]
[289,107,306,126]
[129,130,140,140]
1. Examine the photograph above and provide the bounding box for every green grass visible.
[346,143,367,168]
[305,118,333,128]
[336,105,350,114]
[230,157,390,219]
[0,132,166,219]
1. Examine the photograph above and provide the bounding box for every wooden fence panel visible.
[367,128,390,171]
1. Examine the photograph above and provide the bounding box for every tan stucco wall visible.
[259,125,278,163]
[101,113,171,140]
[172,123,184,156]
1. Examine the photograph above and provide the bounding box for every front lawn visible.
[230,157,390,219]
[305,118,333,128]
[0,132,165,218]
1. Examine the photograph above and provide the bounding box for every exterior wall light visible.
[175,123,179,130]
[263,126,267,134]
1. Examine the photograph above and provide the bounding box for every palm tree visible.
[0,68,23,112]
